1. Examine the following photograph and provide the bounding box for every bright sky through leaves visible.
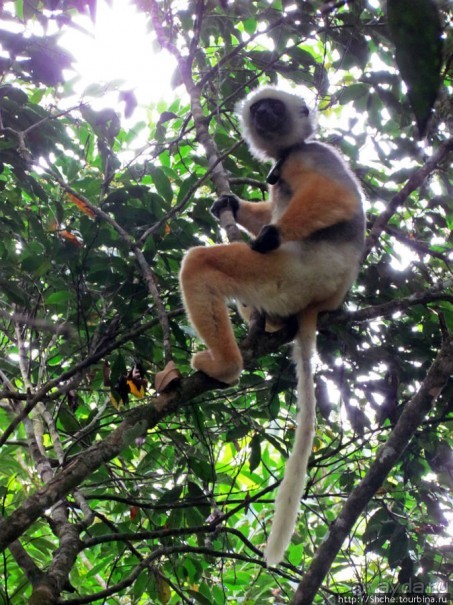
[59,0,176,108]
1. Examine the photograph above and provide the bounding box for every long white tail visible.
[263,308,318,566]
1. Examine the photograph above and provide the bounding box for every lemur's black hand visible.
[251,225,281,253]
[210,194,240,220]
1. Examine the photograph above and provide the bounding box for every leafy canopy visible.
[0,1,451,604]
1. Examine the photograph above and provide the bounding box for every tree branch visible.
[384,225,451,262]
[7,537,43,585]
[0,309,74,337]
[149,0,242,242]
[291,334,453,605]
[0,316,172,444]
[48,173,173,363]
[364,138,453,258]
[0,316,298,552]
[333,286,453,325]
[62,545,276,605]
[0,375,203,551]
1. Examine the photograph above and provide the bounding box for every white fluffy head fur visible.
[237,86,315,161]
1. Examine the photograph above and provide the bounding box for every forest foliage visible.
[0,1,452,604]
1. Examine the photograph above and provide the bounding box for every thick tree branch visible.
[149,0,242,243]
[2,283,448,551]
[7,537,43,584]
[0,373,208,551]
[29,525,81,604]
[0,315,298,552]
[12,324,83,604]
[291,334,453,605]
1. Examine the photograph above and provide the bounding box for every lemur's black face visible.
[250,98,287,135]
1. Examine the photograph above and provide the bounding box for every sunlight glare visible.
[59,0,177,109]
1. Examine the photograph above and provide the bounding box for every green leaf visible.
[0,280,28,305]
[45,290,71,306]
[157,485,183,506]
[187,481,210,517]
[387,0,443,136]
[225,423,250,441]
[133,570,150,600]
[148,166,173,204]
[188,457,216,482]
[109,353,127,386]
[249,433,261,471]
[388,530,409,567]
[363,509,398,552]
[186,589,212,605]
[338,83,369,105]
[243,18,257,35]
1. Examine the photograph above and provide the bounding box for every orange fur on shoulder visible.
[275,160,360,242]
